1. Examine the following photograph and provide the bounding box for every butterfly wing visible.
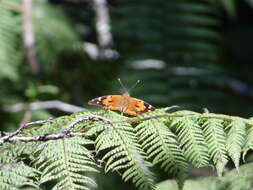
[124,97,156,116]
[88,95,122,111]
[88,95,155,116]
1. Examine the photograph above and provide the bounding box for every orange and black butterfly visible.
[88,79,155,116]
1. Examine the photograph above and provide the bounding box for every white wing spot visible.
[148,105,152,109]
[98,97,102,101]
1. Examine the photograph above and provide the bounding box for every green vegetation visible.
[1,109,253,189]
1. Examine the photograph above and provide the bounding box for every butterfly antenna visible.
[118,78,128,93]
[128,80,140,92]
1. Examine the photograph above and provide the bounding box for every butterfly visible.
[88,79,155,116]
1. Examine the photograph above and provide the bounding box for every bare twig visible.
[88,0,120,60]
[0,118,54,145]
[22,0,40,74]
[63,114,111,134]
[77,0,118,59]
[93,0,113,48]
[0,132,91,144]
[82,42,119,60]
[1,111,252,145]
[0,114,111,145]
[2,100,86,113]
[112,113,253,126]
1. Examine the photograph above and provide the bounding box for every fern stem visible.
[113,113,253,126]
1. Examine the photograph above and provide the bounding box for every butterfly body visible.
[88,92,155,116]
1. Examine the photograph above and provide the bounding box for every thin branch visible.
[0,132,91,144]
[22,0,40,74]
[77,0,118,60]
[93,0,113,48]
[0,114,111,145]
[63,114,111,134]
[112,112,253,126]
[82,42,119,60]
[0,118,54,144]
[1,111,252,145]
[2,100,87,113]
[89,0,120,60]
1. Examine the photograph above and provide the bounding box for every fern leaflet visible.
[171,115,210,167]
[34,137,98,190]
[0,162,39,190]
[226,120,246,170]
[201,118,228,176]
[136,111,188,185]
[88,111,155,190]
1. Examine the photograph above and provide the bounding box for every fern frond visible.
[0,162,39,190]
[34,136,98,190]
[88,111,155,190]
[201,118,228,176]
[243,124,253,159]
[136,111,188,185]
[225,120,246,170]
[171,115,210,167]
[2,109,253,189]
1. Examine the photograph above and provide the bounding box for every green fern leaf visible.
[172,116,210,167]
[136,112,188,185]
[0,162,39,190]
[243,125,253,160]
[89,111,155,190]
[226,120,246,170]
[201,118,228,176]
[34,137,98,190]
